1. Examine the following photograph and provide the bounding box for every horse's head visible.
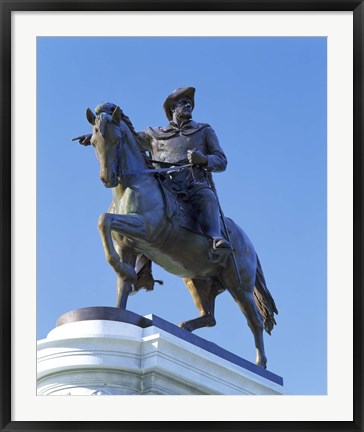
[86,106,123,188]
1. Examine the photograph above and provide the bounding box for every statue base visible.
[37,307,284,395]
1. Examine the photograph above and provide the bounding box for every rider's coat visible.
[137,119,227,192]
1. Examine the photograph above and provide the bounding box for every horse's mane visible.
[118,110,155,168]
[119,110,138,138]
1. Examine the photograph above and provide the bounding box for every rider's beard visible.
[176,112,192,123]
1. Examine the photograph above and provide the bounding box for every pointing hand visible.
[72,134,92,146]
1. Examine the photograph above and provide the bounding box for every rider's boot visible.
[198,193,231,251]
[134,255,163,292]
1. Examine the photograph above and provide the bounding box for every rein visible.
[122,163,193,176]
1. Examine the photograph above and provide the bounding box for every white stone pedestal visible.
[37,309,284,395]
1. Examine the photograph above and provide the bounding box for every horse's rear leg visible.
[228,281,267,368]
[179,278,220,332]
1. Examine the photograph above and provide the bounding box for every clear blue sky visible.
[37,36,327,395]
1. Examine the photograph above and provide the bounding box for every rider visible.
[137,87,231,250]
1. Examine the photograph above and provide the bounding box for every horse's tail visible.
[254,255,278,335]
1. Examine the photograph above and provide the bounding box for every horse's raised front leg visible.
[98,212,147,286]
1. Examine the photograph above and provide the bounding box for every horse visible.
[78,104,278,368]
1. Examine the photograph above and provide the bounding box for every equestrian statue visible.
[73,87,278,368]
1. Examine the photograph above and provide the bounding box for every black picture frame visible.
[1,1,363,431]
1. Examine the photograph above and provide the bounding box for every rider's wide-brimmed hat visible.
[163,87,196,121]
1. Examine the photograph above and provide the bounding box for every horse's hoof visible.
[179,322,193,332]
[179,315,216,332]
[259,364,267,369]
[256,360,267,369]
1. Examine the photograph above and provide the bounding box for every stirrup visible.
[213,237,232,250]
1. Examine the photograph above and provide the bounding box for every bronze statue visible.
[73,88,278,368]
